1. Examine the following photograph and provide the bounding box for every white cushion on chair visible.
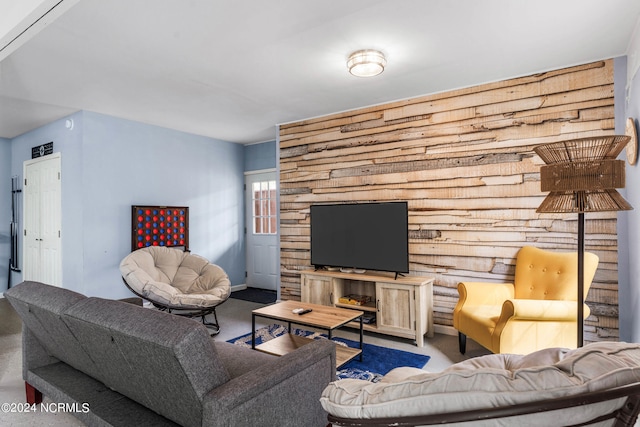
[320,342,640,424]
[120,246,231,309]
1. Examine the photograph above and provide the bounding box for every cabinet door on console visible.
[301,274,334,306]
[375,283,416,336]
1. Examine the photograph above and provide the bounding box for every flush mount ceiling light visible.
[347,49,386,77]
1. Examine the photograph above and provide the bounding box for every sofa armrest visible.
[202,339,335,426]
[22,327,60,375]
[457,282,515,307]
[499,299,590,322]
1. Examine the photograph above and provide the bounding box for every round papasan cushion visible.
[120,246,231,309]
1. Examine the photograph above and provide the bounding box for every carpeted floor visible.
[0,298,22,382]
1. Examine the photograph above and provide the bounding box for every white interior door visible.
[245,171,278,291]
[23,153,62,286]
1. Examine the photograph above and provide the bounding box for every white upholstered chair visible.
[120,246,231,335]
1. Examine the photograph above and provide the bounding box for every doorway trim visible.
[244,168,279,295]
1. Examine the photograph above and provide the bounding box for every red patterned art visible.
[131,205,189,251]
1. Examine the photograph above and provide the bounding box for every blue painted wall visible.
[9,113,84,293]
[0,138,10,289]
[619,54,640,342]
[5,111,245,298]
[244,140,276,171]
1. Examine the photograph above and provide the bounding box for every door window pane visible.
[252,180,277,234]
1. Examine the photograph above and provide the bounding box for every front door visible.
[245,171,278,290]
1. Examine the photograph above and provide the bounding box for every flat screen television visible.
[310,202,409,275]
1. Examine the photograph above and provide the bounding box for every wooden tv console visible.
[300,269,434,347]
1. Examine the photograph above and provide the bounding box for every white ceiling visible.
[1,0,639,144]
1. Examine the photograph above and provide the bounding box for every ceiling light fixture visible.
[347,49,386,77]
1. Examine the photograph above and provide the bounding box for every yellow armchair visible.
[453,246,599,355]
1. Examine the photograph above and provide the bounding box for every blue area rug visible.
[228,324,430,382]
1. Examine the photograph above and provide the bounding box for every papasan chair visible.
[120,246,231,335]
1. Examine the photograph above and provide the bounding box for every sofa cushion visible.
[446,346,571,372]
[3,281,100,379]
[320,342,640,424]
[62,297,230,427]
[27,362,181,427]
[213,341,278,379]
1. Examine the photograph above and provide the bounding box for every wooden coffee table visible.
[251,300,364,368]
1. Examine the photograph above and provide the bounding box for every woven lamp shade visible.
[534,136,632,213]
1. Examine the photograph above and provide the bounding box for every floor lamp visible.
[534,135,632,347]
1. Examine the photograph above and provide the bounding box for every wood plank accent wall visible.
[279,60,619,343]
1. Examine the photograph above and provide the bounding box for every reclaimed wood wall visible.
[279,60,620,343]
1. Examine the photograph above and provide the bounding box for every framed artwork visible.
[131,205,189,251]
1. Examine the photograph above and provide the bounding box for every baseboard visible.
[434,324,458,336]
[231,284,247,292]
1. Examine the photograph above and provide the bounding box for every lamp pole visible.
[577,212,585,348]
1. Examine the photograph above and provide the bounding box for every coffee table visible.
[251,300,364,368]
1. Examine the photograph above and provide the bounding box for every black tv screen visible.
[310,202,409,274]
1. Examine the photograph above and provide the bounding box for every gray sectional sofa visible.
[5,281,336,427]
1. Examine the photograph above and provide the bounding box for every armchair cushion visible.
[513,246,593,300]
[501,299,590,322]
[457,282,515,306]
